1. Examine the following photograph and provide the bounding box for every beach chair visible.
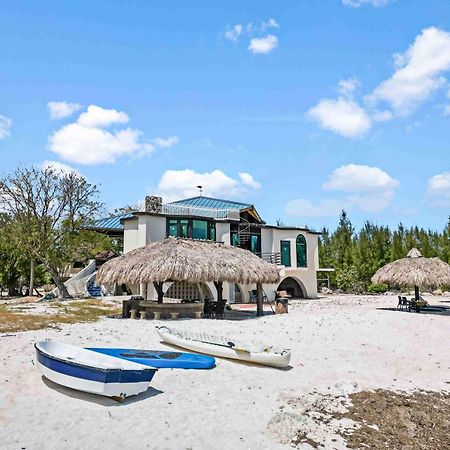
[214,299,227,319]
[203,299,214,318]
[397,296,407,311]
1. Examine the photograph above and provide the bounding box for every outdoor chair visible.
[397,295,408,311]
[214,299,227,319]
[203,299,214,318]
[248,290,257,303]
[408,298,421,313]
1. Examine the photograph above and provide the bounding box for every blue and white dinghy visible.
[35,341,157,401]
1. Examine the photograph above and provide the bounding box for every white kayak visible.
[156,326,291,368]
[35,341,157,400]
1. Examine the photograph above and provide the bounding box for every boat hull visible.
[35,342,157,399]
[86,348,216,369]
[156,327,291,368]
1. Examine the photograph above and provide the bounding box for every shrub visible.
[367,283,389,294]
[336,266,358,292]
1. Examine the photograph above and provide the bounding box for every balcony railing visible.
[257,252,282,265]
[161,203,241,220]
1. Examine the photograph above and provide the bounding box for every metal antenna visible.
[197,185,203,196]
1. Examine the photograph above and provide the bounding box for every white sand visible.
[1,294,449,450]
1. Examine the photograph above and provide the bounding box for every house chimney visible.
[145,195,163,213]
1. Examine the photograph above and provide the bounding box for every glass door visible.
[280,240,291,267]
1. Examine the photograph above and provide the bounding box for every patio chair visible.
[203,299,214,318]
[214,299,227,319]
[408,298,421,313]
[248,290,257,303]
[397,295,408,311]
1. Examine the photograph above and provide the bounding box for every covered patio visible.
[97,237,280,318]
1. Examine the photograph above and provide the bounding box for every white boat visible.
[156,326,291,368]
[35,341,157,400]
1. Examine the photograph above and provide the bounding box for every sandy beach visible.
[1,294,449,450]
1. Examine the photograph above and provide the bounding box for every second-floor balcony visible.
[162,203,241,221]
[257,252,282,265]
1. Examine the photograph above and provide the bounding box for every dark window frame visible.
[296,234,307,268]
[166,217,216,241]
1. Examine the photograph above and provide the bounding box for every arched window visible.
[296,234,307,267]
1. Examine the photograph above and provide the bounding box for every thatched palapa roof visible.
[371,248,450,288]
[97,237,280,285]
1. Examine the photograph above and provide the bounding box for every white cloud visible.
[443,105,450,116]
[239,172,262,190]
[157,169,261,202]
[337,78,360,97]
[48,104,178,165]
[323,164,399,192]
[47,101,82,120]
[287,164,399,218]
[248,35,278,54]
[77,105,129,127]
[41,160,80,176]
[224,24,243,43]
[261,18,279,31]
[372,109,394,122]
[369,27,450,116]
[428,171,450,205]
[0,115,12,139]
[308,98,371,138]
[150,136,179,148]
[342,0,391,7]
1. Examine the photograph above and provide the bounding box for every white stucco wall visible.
[261,227,319,299]
[216,222,231,244]
[123,215,167,252]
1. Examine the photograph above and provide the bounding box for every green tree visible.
[0,166,111,299]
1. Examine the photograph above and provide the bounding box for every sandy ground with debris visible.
[1,294,449,450]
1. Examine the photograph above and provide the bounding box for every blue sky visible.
[1,0,449,231]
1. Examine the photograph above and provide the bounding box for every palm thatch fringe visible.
[97,237,280,286]
[371,248,450,288]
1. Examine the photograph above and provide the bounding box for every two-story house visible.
[91,195,321,302]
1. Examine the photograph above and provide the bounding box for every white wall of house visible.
[261,227,319,299]
[216,222,231,244]
[124,215,166,252]
[123,214,319,300]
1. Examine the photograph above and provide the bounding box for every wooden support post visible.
[153,282,164,303]
[256,283,264,317]
[214,281,223,303]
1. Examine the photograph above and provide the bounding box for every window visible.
[168,219,188,238]
[192,220,208,240]
[296,234,307,267]
[280,240,291,267]
[208,222,216,241]
[230,232,239,246]
[250,234,261,254]
[167,218,215,241]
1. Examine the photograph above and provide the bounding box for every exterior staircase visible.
[237,218,251,247]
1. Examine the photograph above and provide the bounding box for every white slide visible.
[156,326,291,368]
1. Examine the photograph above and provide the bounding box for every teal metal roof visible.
[88,213,134,230]
[170,196,252,211]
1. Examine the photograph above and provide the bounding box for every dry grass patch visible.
[340,390,450,450]
[0,300,121,333]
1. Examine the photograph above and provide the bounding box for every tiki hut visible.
[97,237,280,316]
[371,248,450,300]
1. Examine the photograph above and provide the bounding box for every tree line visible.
[319,211,450,292]
[0,166,113,298]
